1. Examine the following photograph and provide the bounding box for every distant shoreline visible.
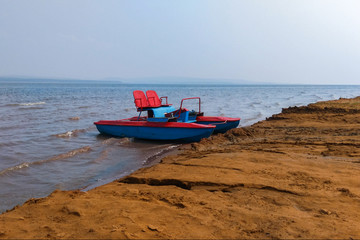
[1,77,360,86]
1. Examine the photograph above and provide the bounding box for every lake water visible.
[1,80,359,213]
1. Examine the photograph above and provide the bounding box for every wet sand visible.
[1,97,360,239]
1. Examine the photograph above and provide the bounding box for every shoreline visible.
[1,97,360,239]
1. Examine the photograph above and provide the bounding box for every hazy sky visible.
[1,0,360,84]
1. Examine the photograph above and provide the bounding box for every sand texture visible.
[1,97,360,239]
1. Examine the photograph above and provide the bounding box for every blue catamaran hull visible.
[196,116,240,133]
[95,120,215,142]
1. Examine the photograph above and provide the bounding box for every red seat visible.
[133,90,150,109]
[146,90,172,107]
[146,90,162,107]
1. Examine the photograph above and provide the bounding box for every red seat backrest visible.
[146,90,162,107]
[133,90,149,108]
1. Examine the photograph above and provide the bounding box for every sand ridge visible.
[0,97,360,239]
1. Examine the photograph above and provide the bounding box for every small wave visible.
[19,102,46,106]
[0,146,92,176]
[313,95,323,100]
[243,112,264,123]
[91,138,133,163]
[4,103,19,107]
[53,129,87,138]
[0,162,30,176]
[101,137,132,145]
[146,144,173,150]
[3,102,46,108]
[248,101,262,108]
[55,131,74,138]
[144,144,180,165]
[40,146,92,163]
[19,106,45,110]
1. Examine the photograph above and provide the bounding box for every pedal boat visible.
[94,90,240,142]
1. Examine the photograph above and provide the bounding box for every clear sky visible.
[1,0,360,84]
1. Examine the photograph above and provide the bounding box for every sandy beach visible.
[1,97,360,239]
